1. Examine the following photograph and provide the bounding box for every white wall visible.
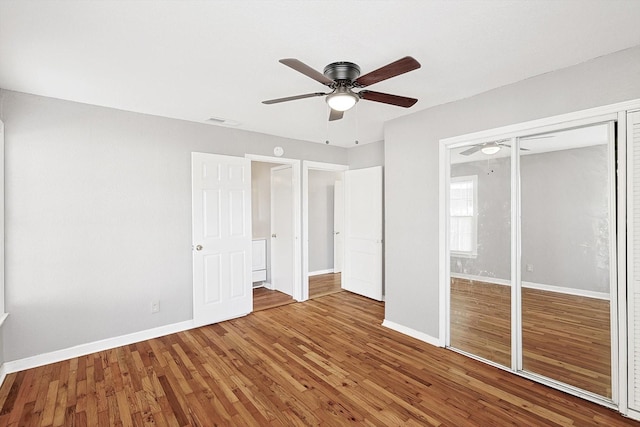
[384,45,640,339]
[0,90,348,362]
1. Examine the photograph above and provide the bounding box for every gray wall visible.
[251,161,277,240]
[0,89,348,361]
[451,155,511,281]
[384,45,640,339]
[348,140,384,169]
[308,170,342,273]
[521,145,610,293]
[451,145,610,294]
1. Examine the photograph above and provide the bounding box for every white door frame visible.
[439,99,640,412]
[246,154,302,301]
[302,161,349,301]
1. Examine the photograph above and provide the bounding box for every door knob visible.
[195,245,203,251]
[271,234,277,238]
[334,231,340,235]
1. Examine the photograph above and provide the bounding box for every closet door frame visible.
[440,99,640,414]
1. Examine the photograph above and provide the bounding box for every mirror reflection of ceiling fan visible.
[262,56,421,121]
[460,134,554,156]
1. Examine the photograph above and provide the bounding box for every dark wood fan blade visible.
[279,58,335,86]
[262,92,327,104]
[460,145,483,156]
[354,56,421,87]
[329,109,344,121]
[359,90,418,108]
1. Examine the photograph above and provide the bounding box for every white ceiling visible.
[1,1,639,147]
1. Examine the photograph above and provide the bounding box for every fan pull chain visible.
[354,103,359,145]
[325,106,330,144]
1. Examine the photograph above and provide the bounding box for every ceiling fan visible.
[262,56,421,121]
[460,134,556,156]
[460,139,531,156]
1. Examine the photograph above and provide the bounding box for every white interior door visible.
[192,152,252,326]
[343,166,383,301]
[334,180,344,274]
[271,165,295,296]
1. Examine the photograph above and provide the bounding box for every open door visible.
[334,180,344,274]
[343,166,383,301]
[271,165,295,296]
[192,152,252,326]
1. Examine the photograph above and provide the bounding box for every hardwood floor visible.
[0,291,635,426]
[253,273,342,312]
[450,277,612,398]
[253,287,294,312]
[309,273,342,299]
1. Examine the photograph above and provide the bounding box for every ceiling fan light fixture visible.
[326,88,358,112]
[481,145,501,155]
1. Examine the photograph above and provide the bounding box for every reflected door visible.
[519,123,614,398]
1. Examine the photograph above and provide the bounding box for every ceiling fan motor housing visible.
[323,62,361,83]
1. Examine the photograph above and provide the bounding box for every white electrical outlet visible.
[526,264,534,272]
[151,300,160,314]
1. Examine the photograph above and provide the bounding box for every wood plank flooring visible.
[253,273,343,312]
[450,277,612,398]
[253,287,294,312]
[0,291,636,426]
[308,273,342,299]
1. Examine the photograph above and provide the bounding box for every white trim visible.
[511,136,521,371]
[606,120,620,404]
[618,111,629,416]
[301,161,348,302]
[438,140,449,347]
[451,273,610,300]
[381,320,443,347]
[0,313,8,328]
[3,320,196,375]
[628,408,640,423]
[0,120,4,315]
[246,154,303,302]
[308,269,334,276]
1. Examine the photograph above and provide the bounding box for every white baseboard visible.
[3,319,195,375]
[382,320,443,347]
[308,269,334,276]
[450,273,610,300]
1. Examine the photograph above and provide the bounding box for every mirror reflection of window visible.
[450,176,477,257]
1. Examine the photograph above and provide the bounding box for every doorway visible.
[247,154,301,310]
[302,161,349,301]
[443,120,618,404]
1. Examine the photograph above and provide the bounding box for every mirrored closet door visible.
[446,120,616,402]
[448,142,512,368]
[519,123,615,399]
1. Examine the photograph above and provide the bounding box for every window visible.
[450,175,477,257]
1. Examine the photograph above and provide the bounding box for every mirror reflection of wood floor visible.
[450,277,611,398]
[0,290,634,425]
[253,273,342,312]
